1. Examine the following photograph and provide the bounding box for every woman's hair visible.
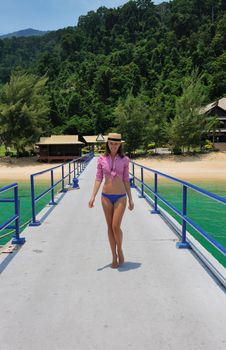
[105,142,124,158]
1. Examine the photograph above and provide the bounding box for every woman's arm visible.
[88,180,102,208]
[89,156,103,208]
[124,181,134,211]
[123,156,134,210]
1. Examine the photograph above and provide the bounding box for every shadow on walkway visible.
[97,261,142,272]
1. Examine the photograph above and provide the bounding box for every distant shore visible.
[0,152,226,183]
[133,151,226,182]
[0,157,61,182]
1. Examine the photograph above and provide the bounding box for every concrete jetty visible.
[0,158,226,350]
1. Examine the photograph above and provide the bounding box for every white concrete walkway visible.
[0,158,226,350]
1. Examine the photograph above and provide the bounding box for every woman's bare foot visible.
[111,261,119,268]
[111,256,119,269]
[118,249,124,265]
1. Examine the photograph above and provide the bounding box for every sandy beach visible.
[0,157,62,183]
[0,152,226,184]
[134,152,226,183]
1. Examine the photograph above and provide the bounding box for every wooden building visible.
[202,97,226,150]
[36,135,84,162]
[80,134,107,151]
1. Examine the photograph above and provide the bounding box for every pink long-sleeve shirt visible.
[96,155,130,182]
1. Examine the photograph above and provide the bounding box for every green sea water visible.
[0,180,62,246]
[1,178,226,267]
[136,177,226,268]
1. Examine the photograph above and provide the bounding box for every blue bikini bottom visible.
[102,192,126,205]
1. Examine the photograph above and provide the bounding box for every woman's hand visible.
[88,197,95,208]
[128,199,134,211]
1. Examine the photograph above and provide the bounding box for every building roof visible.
[36,135,84,145]
[82,135,108,143]
[201,97,226,114]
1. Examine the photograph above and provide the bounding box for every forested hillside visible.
[0,0,225,142]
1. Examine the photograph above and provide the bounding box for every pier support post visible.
[176,185,191,249]
[72,177,79,189]
[130,163,136,188]
[130,178,135,188]
[49,170,57,205]
[29,175,41,226]
[11,191,25,245]
[139,167,145,198]
[151,173,160,214]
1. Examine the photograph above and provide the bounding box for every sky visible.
[0,0,165,35]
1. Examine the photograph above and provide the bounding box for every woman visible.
[88,133,134,268]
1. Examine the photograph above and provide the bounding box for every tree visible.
[168,70,209,152]
[205,115,221,143]
[115,93,149,155]
[0,72,50,155]
[143,96,168,152]
[0,0,225,136]
[60,115,95,135]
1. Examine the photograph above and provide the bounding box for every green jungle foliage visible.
[0,72,50,154]
[0,0,225,154]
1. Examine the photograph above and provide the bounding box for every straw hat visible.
[107,133,125,143]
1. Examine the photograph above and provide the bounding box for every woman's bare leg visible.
[118,229,124,264]
[112,197,126,265]
[101,196,118,268]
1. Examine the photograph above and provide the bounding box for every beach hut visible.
[36,135,84,162]
[202,97,226,150]
[80,134,107,151]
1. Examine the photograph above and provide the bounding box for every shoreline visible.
[133,152,226,182]
[0,157,63,182]
[0,152,226,184]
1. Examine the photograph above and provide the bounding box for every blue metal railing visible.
[0,183,25,245]
[30,152,94,226]
[130,161,226,257]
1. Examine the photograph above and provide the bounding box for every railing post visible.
[12,185,25,244]
[71,159,79,189]
[49,170,57,205]
[29,175,41,226]
[78,160,81,175]
[69,162,71,185]
[73,161,76,179]
[176,185,191,249]
[130,162,136,188]
[139,167,145,198]
[151,173,160,214]
[61,164,67,192]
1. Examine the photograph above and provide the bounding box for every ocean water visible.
[1,178,226,267]
[0,180,62,246]
[138,176,226,267]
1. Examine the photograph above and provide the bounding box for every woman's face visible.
[108,141,121,154]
